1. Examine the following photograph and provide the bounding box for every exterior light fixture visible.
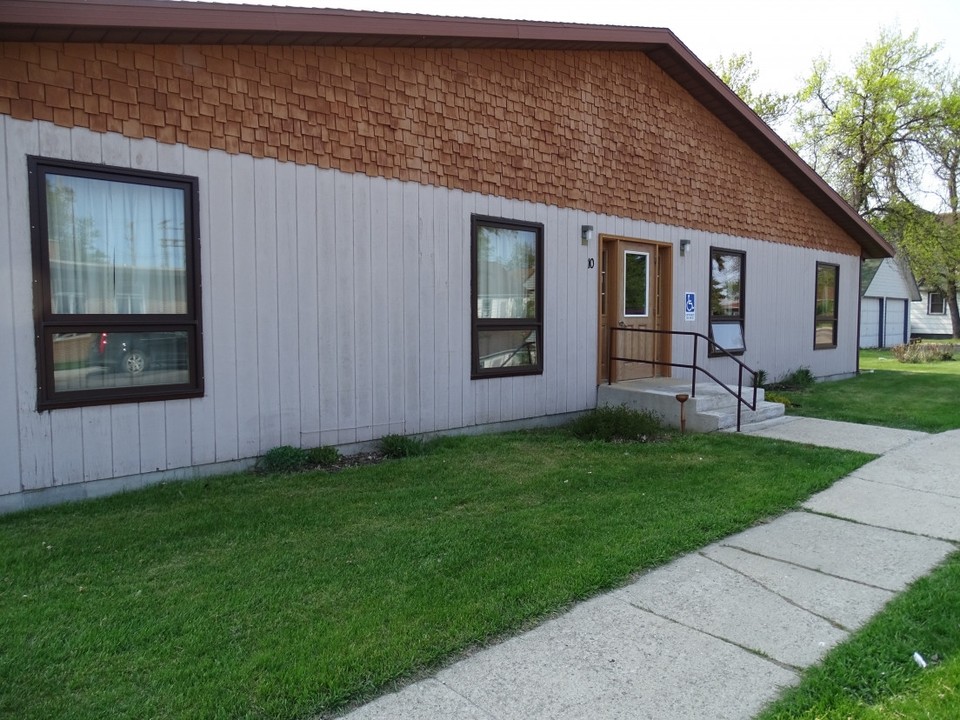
[679,238,691,256]
[581,225,594,245]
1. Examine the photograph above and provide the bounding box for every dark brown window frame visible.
[470,214,544,379]
[29,156,204,410]
[708,247,746,356]
[814,261,840,350]
[928,291,947,315]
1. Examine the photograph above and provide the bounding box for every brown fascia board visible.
[0,0,893,258]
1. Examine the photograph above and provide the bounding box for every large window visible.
[708,248,745,354]
[471,215,543,377]
[814,262,839,349]
[29,157,203,409]
[928,291,946,315]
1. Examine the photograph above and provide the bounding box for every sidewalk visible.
[336,421,960,720]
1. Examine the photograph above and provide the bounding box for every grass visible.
[773,349,960,432]
[0,430,870,720]
[758,552,960,720]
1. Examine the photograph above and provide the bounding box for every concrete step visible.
[596,378,783,432]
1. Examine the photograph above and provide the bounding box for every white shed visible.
[859,258,920,348]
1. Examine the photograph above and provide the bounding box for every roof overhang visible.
[0,0,895,258]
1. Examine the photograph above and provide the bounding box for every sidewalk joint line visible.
[798,507,960,547]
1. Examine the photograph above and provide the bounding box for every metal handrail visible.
[607,327,759,432]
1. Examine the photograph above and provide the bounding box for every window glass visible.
[472,216,543,378]
[929,292,946,315]
[814,263,839,349]
[623,251,648,317]
[46,174,187,315]
[30,158,202,409]
[476,225,538,320]
[709,248,745,354]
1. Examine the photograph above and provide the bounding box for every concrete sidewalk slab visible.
[847,429,960,496]
[613,553,847,668]
[343,595,798,720]
[722,512,954,591]
[804,477,960,542]
[701,545,894,632]
[734,416,927,454]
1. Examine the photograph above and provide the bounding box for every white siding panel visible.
[866,259,912,300]
[164,401,192,471]
[139,403,167,473]
[418,188,436,432]
[385,180,406,434]
[335,172,357,444]
[50,408,84,486]
[432,187,450,431]
[254,159,281,452]
[402,182,421,433]
[38,123,72,160]
[352,173,374,442]
[295,165,321,439]
[911,292,954,336]
[0,117,22,495]
[316,170,339,446]
[8,119,53,491]
[184,147,217,467]
[110,404,140,478]
[232,154,260,458]
[81,406,112,483]
[369,177,390,436]
[208,150,239,462]
[275,162,301,447]
[445,189,465,429]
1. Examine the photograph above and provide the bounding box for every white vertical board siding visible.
[2,118,864,502]
[860,298,881,348]
[911,291,953,336]
[884,300,908,346]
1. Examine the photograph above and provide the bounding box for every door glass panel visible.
[623,251,648,317]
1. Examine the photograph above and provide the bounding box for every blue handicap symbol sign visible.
[685,293,696,313]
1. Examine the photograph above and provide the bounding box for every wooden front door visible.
[598,238,666,383]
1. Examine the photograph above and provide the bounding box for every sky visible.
[195,0,960,95]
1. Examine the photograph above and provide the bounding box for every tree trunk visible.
[948,279,960,339]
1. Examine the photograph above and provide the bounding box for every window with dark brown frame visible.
[471,215,543,378]
[29,157,203,409]
[708,247,746,355]
[814,262,839,349]
[928,291,947,315]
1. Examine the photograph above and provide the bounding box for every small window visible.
[928,291,946,315]
[709,248,745,354]
[29,157,203,409]
[471,215,543,377]
[814,262,839,349]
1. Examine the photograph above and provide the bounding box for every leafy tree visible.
[793,29,943,216]
[711,52,793,126]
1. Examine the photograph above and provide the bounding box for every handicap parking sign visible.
[684,292,696,321]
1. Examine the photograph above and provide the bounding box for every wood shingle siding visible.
[1,42,861,256]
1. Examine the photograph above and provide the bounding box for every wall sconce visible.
[679,238,691,256]
[581,225,594,245]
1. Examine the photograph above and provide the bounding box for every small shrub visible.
[753,369,768,389]
[379,434,427,458]
[764,391,793,407]
[567,404,664,443]
[259,445,309,473]
[306,445,340,467]
[768,367,815,390]
[891,343,956,363]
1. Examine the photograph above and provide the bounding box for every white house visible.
[859,258,920,348]
[911,287,959,339]
[0,0,893,511]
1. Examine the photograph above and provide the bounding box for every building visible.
[0,0,893,511]
[859,258,920,348]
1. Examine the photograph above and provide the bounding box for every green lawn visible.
[774,349,960,431]
[758,552,960,720]
[0,430,869,720]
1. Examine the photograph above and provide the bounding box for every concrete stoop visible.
[597,377,785,432]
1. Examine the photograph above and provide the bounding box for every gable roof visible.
[0,0,895,259]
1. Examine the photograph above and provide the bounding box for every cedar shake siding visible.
[1,42,861,256]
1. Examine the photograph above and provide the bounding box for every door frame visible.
[597,235,673,384]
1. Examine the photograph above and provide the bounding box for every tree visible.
[793,29,943,216]
[711,52,793,126]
